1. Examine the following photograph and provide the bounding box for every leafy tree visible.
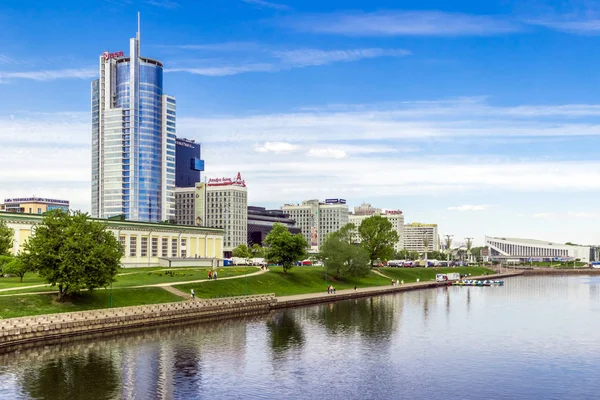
[250,243,265,258]
[0,254,13,273]
[21,210,123,300]
[3,255,31,282]
[264,223,307,273]
[232,244,251,258]
[394,249,410,260]
[358,216,399,267]
[0,220,14,256]
[320,223,370,278]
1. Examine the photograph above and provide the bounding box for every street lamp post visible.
[110,281,113,308]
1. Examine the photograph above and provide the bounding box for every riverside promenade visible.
[0,271,521,350]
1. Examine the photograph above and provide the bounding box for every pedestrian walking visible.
[208,270,212,280]
[333,287,336,294]
[191,289,195,299]
[354,285,357,291]
[213,271,217,280]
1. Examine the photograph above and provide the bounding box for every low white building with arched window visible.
[485,236,591,263]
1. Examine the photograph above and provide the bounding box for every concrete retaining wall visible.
[0,294,276,349]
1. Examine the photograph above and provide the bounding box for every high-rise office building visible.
[175,138,204,188]
[348,203,405,251]
[404,223,440,252]
[91,21,176,222]
[281,199,349,252]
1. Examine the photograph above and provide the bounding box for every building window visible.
[181,238,187,257]
[141,237,148,257]
[119,236,126,253]
[151,237,158,257]
[172,238,178,257]
[162,238,168,257]
[130,237,137,257]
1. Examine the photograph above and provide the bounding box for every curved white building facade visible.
[485,236,591,262]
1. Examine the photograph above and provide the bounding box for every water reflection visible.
[266,311,304,356]
[20,351,120,400]
[2,276,600,400]
[311,296,399,338]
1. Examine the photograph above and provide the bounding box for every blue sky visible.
[2,0,600,246]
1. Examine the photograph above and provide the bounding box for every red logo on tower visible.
[102,51,125,61]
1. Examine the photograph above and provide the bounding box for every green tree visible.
[22,210,123,300]
[0,220,14,256]
[320,223,370,278]
[264,223,307,274]
[232,244,251,258]
[394,249,410,260]
[0,254,13,272]
[358,216,399,267]
[250,243,265,258]
[3,255,32,282]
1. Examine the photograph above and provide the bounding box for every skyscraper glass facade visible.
[91,31,175,222]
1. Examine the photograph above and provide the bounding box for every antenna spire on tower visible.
[137,12,141,41]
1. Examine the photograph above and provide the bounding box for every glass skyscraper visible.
[91,27,176,222]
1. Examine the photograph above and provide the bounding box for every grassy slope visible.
[0,288,182,319]
[177,267,399,298]
[0,267,255,294]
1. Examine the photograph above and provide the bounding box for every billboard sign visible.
[325,199,346,204]
[102,51,124,61]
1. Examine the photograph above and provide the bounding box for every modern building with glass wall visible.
[175,138,204,188]
[91,25,176,222]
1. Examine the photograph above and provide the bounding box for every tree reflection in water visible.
[313,296,398,338]
[266,310,305,356]
[20,351,120,400]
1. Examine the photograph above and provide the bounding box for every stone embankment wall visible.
[0,294,276,349]
[521,268,600,275]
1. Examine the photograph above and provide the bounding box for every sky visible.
[2,0,600,247]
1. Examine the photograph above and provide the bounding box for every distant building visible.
[174,173,248,257]
[281,199,349,252]
[1,197,69,214]
[485,236,592,262]
[247,206,301,246]
[175,138,204,188]
[348,203,404,251]
[404,223,440,252]
[174,187,195,225]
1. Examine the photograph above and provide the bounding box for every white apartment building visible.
[204,173,248,255]
[348,203,404,251]
[404,223,440,252]
[281,199,349,252]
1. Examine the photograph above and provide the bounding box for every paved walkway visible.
[161,286,191,299]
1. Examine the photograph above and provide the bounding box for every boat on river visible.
[452,280,504,287]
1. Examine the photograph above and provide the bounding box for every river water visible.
[1,275,600,399]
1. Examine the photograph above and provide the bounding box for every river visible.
[1,275,600,399]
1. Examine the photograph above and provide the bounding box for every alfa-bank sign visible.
[102,51,124,60]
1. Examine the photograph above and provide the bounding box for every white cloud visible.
[447,205,490,211]
[533,212,556,219]
[242,0,290,11]
[0,68,96,81]
[282,10,521,36]
[166,47,411,77]
[254,141,298,153]
[527,17,600,34]
[567,211,600,218]
[173,42,260,51]
[165,64,276,77]
[273,48,411,67]
[307,148,347,159]
[145,0,179,8]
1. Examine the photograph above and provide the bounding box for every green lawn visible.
[111,267,255,287]
[0,267,256,293]
[379,267,495,283]
[0,288,182,319]
[175,266,397,298]
[0,275,46,289]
